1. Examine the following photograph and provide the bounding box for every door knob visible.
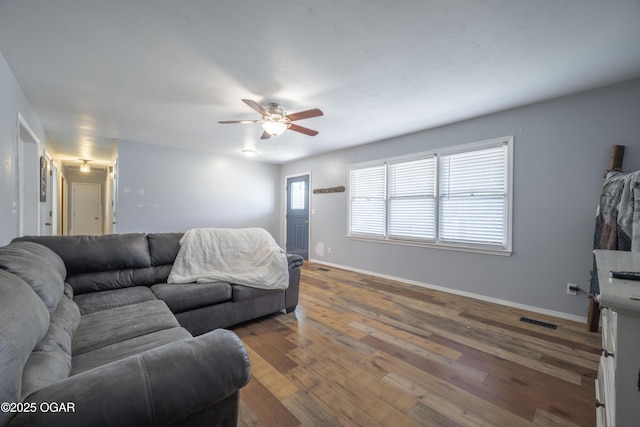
[304,219,309,224]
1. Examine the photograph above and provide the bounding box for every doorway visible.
[40,150,58,235]
[286,174,310,259]
[71,182,102,235]
[61,175,68,235]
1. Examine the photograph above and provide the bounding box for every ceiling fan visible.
[218,99,323,139]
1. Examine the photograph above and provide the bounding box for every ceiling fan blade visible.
[242,99,267,116]
[260,130,272,140]
[288,123,319,136]
[286,108,323,122]
[218,120,261,124]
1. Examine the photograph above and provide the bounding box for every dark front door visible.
[286,175,309,259]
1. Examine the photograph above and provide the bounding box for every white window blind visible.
[388,156,436,240]
[349,164,386,236]
[439,144,507,247]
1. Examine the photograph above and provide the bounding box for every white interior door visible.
[71,182,102,235]
[17,115,40,237]
[104,166,115,234]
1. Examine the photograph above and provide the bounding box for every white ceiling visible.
[1,1,639,165]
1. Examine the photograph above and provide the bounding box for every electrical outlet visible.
[567,283,578,296]
[327,247,332,254]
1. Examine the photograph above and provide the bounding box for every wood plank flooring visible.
[232,262,601,427]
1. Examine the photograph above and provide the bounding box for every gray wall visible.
[281,78,640,319]
[117,140,281,237]
[0,49,46,245]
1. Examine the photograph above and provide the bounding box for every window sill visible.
[346,234,512,256]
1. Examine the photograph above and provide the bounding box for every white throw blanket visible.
[168,228,289,289]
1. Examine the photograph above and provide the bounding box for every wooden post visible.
[608,145,625,171]
[587,297,601,332]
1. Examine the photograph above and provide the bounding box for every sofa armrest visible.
[285,255,303,312]
[286,254,304,269]
[8,329,250,427]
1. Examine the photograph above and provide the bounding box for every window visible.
[349,164,386,236]
[439,144,508,247]
[348,136,513,254]
[388,156,436,240]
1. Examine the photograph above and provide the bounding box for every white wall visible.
[281,78,640,319]
[117,140,281,237]
[0,49,47,245]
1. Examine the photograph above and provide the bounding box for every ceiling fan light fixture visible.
[220,99,322,138]
[261,121,288,136]
[79,160,91,173]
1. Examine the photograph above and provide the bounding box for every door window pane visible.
[291,181,306,210]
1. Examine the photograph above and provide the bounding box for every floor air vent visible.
[316,267,330,271]
[519,317,557,329]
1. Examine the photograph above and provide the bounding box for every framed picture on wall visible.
[39,155,47,202]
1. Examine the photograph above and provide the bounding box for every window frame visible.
[347,136,513,256]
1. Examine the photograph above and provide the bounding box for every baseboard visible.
[307,259,588,324]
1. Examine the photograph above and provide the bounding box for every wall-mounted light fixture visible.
[241,149,257,157]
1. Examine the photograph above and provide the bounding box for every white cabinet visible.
[594,250,640,427]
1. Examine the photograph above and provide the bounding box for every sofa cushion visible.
[73,286,157,314]
[151,282,232,313]
[67,267,157,295]
[21,295,81,399]
[0,246,65,314]
[73,300,180,355]
[232,284,282,302]
[14,233,152,275]
[147,233,182,266]
[71,327,192,375]
[0,270,49,426]
[8,241,67,280]
[148,233,183,284]
[152,264,174,284]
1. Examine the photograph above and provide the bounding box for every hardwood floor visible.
[232,262,601,427]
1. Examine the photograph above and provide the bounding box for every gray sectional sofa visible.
[0,232,303,427]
